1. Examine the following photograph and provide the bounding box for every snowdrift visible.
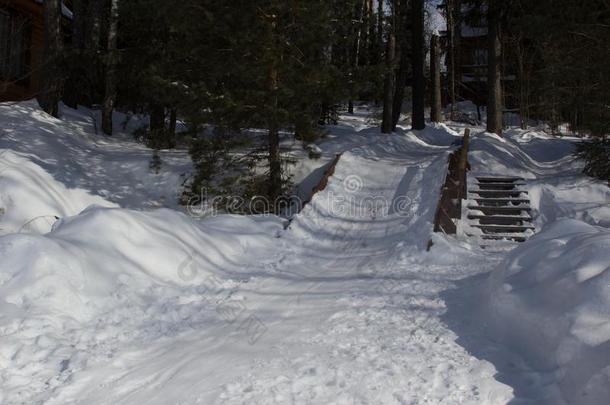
[0,207,282,404]
[483,219,610,404]
[0,150,116,234]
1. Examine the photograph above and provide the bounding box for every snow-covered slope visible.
[483,219,610,405]
[0,101,192,229]
[0,101,608,404]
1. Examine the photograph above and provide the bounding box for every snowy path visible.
[43,135,514,404]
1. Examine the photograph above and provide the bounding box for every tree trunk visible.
[391,50,407,130]
[267,16,282,204]
[86,0,103,52]
[63,0,87,108]
[411,0,425,130]
[446,0,461,120]
[391,0,409,130]
[72,0,87,51]
[168,107,177,148]
[102,0,119,135]
[486,2,503,135]
[375,0,383,64]
[268,70,282,203]
[39,0,63,117]
[367,0,375,65]
[515,38,528,130]
[349,0,367,115]
[359,0,371,66]
[381,33,396,133]
[452,0,462,113]
[430,34,442,123]
[446,0,456,119]
[149,104,165,149]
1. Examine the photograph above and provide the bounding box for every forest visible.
[34,0,610,208]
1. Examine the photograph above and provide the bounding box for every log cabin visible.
[0,0,71,102]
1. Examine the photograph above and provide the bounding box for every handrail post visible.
[457,128,470,199]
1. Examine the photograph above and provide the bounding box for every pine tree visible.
[411,0,425,130]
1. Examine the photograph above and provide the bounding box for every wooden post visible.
[457,128,470,199]
[458,128,470,173]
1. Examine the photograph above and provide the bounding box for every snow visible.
[0,101,192,233]
[0,149,115,234]
[0,100,608,404]
[0,207,284,404]
[483,219,610,404]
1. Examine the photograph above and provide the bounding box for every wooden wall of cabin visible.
[0,0,44,102]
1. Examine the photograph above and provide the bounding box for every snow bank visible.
[414,122,463,146]
[0,101,192,216]
[0,207,282,404]
[483,219,610,404]
[0,150,116,234]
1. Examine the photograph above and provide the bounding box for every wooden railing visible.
[286,153,342,227]
[427,129,470,250]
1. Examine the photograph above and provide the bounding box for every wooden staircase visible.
[465,176,535,245]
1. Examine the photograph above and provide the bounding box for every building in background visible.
[0,0,71,102]
[438,1,517,118]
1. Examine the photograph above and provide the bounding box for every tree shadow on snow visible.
[440,272,560,404]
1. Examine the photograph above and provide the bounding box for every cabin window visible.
[0,10,31,83]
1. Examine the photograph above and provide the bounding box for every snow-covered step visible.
[477,181,525,189]
[478,233,529,242]
[472,224,535,233]
[467,214,532,225]
[470,189,528,198]
[471,204,530,211]
[465,176,535,247]
[476,176,524,183]
[470,198,530,205]
[468,206,532,217]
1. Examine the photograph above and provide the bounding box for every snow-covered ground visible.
[0,102,608,404]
